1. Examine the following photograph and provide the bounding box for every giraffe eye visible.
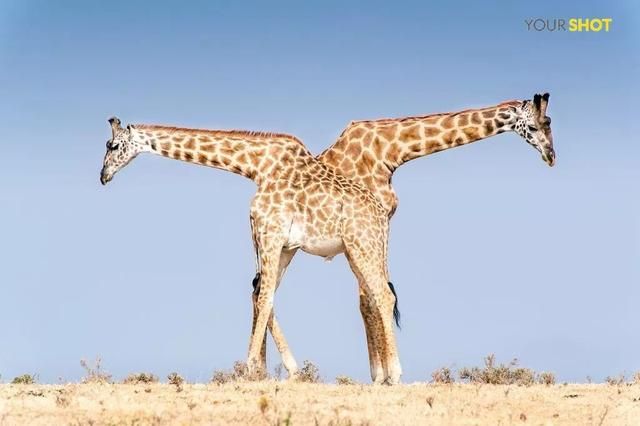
[528,125,538,132]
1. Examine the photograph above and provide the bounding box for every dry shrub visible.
[167,372,184,392]
[633,372,640,384]
[431,367,455,384]
[458,354,545,386]
[538,371,556,385]
[295,360,321,383]
[80,358,111,384]
[605,374,625,386]
[335,375,357,385]
[123,372,158,385]
[11,374,37,385]
[211,361,265,384]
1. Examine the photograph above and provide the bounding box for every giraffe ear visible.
[108,116,122,138]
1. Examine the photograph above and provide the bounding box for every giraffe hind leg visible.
[251,273,267,373]
[343,239,402,385]
[250,251,299,378]
[359,288,384,383]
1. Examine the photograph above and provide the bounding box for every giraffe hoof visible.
[383,376,401,386]
[246,360,268,381]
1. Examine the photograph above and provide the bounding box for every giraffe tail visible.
[388,281,401,329]
[252,272,261,295]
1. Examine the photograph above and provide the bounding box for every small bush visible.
[123,372,159,385]
[431,367,455,384]
[80,358,111,384]
[538,371,556,385]
[167,372,184,392]
[335,375,357,385]
[605,374,625,386]
[211,361,266,384]
[295,360,321,383]
[458,354,537,386]
[11,374,37,385]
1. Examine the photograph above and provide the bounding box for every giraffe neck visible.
[131,125,310,185]
[317,100,522,214]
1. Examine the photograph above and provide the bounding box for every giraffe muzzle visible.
[543,148,556,167]
[100,167,112,185]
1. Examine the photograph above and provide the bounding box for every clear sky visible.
[1,0,638,384]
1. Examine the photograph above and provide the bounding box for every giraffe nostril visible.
[544,149,556,167]
[100,167,110,185]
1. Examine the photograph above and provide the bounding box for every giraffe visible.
[99,117,403,384]
[263,93,556,382]
[318,92,555,217]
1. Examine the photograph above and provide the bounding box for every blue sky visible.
[1,0,638,383]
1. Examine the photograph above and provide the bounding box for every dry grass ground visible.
[1,382,639,425]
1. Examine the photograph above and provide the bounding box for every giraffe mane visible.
[133,124,307,148]
[350,100,522,125]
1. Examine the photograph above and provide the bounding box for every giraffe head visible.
[512,93,555,166]
[100,117,148,185]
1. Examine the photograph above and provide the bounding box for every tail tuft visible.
[388,281,401,329]
[252,272,261,295]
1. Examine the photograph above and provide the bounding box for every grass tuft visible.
[167,372,184,392]
[80,358,111,384]
[538,372,556,386]
[123,372,159,385]
[211,361,266,384]
[458,354,551,386]
[294,360,321,383]
[431,367,455,384]
[11,374,37,385]
[335,375,357,385]
[605,374,625,386]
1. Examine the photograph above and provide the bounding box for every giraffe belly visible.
[285,220,344,260]
[300,238,345,260]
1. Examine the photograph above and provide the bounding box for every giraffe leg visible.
[344,239,402,385]
[247,232,285,377]
[252,249,299,378]
[250,273,267,373]
[358,285,384,384]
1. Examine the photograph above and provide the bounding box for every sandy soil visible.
[1,382,638,425]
